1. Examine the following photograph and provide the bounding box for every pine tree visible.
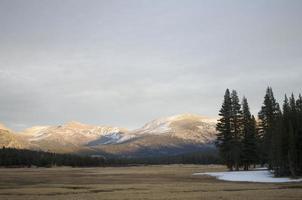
[270,109,283,176]
[241,97,257,170]
[278,95,291,176]
[296,94,302,175]
[216,89,234,170]
[258,87,280,168]
[288,94,299,176]
[230,90,243,170]
[251,116,259,164]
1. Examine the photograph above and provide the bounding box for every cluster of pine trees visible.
[216,89,258,171]
[258,87,302,177]
[216,87,302,177]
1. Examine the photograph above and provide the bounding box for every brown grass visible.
[0,165,301,200]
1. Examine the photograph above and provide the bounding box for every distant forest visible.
[0,147,220,167]
[0,147,105,167]
[216,87,302,177]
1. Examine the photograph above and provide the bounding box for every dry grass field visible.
[0,165,302,200]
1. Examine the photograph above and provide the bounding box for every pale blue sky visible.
[0,0,301,130]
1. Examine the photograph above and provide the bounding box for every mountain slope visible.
[89,114,217,157]
[133,113,216,142]
[0,113,217,156]
[0,129,28,149]
[20,121,128,153]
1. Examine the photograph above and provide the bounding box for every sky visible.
[0,0,301,131]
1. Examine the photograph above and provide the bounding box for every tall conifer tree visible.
[288,94,298,176]
[296,94,302,174]
[258,87,280,168]
[278,95,291,176]
[230,90,243,170]
[216,89,233,170]
[241,97,257,170]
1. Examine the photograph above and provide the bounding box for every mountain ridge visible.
[0,113,217,157]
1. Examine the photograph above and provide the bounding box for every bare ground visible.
[0,165,301,200]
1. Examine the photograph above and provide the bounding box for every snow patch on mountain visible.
[131,113,217,142]
[136,118,171,135]
[21,121,129,146]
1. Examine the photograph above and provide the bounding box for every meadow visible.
[0,165,301,200]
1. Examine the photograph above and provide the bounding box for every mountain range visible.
[0,114,217,157]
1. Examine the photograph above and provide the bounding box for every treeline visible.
[216,87,302,177]
[0,147,220,167]
[0,147,105,167]
[107,150,221,165]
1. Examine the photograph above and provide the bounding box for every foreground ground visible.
[0,165,302,200]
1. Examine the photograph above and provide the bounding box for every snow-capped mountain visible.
[132,113,216,141]
[0,114,217,156]
[91,114,217,156]
[18,121,129,153]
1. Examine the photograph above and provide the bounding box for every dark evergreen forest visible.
[216,87,302,177]
[0,147,220,167]
[0,147,105,167]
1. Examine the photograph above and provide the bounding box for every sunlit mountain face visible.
[0,114,217,157]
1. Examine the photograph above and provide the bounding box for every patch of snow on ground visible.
[193,170,302,183]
